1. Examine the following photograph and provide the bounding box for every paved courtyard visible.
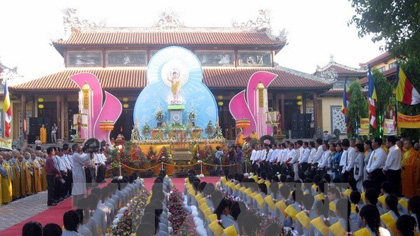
[0,191,49,231]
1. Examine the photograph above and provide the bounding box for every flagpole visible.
[395,65,400,135]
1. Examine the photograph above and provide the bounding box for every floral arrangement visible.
[187,109,197,122]
[168,189,196,235]
[205,120,215,137]
[111,188,150,235]
[142,122,151,137]
[154,107,164,122]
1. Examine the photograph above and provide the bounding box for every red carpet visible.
[1,177,220,236]
[0,181,110,236]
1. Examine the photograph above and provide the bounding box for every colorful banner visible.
[383,119,397,135]
[0,137,12,150]
[359,118,369,135]
[398,112,420,129]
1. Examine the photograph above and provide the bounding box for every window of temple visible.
[378,66,385,72]
[195,51,234,66]
[389,61,397,69]
[238,51,272,67]
[106,51,147,67]
[67,51,102,67]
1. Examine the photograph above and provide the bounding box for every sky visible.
[0,0,384,83]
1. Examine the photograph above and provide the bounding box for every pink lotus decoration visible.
[229,71,278,137]
[70,73,122,145]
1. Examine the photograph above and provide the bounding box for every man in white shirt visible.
[285,143,298,179]
[341,139,356,182]
[269,144,279,174]
[250,145,257,173]
[311,138,324,168]
[383,136,402,195]
[299,141,310,173]
[366,137,387,192]
[317,143,331,176]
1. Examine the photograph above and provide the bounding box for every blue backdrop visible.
[133,46,218,137]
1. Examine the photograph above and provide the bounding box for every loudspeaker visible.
[298,115,304,123]
[29,117,37,136]
[292,114,298,123]
[292,131,298,139]
[298,131,305,138]
[28,134,36,144]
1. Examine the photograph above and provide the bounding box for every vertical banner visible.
[359,118,369,135]
[383,119,397,136]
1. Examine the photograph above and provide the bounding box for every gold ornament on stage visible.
[81,82,91,110]
[257,81,264,107]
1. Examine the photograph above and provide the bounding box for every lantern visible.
[257,81,264,107]
[296,95,302,100]
[297,101,303,106]
[37,98,44,103]
[236,119,250,129]
[217,101,224,106]
[122,97,128,102]
[217,95,223,100]
[81,82,91,110]
[38,104,44,109]
[123,103,129,109]
[99,121,115,131]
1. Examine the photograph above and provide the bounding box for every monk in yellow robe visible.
[17,156,27,197]
[23,154,33,195]
[40,124,47,143]
[10,154,21,199]
[235,131,244,146]
[31,154,42,193]
[0,156,13,204]
[402,140,420,198]
[250,130,259,140]
[36,152,48,191]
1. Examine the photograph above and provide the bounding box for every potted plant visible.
[154,108,164,127]
[142,122,151,139]
[205,120,215,138]
[187,109,197,126]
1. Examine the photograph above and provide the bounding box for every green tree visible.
[371,69,392,138]
[348,0,420,60]
[347,80,368,138]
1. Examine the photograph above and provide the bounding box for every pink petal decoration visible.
[246,71,278,118]
[69,73,103,127]
[229,90,256,137]
[94,92,122,144]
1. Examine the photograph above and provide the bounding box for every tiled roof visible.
[10,67,332,92]
[361,52,391,67]
[359,67,397,85]
[316,61,365,75]
[53,30,286,47]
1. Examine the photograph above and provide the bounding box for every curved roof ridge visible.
[275,65,332,84]
[317,61,365,73]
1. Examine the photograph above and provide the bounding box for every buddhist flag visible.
[368,67,377,129]
[396,66,420,105]
[341,77,349,115]
[3,80,11,138]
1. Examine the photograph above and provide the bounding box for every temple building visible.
[9,21,332,142]
[315,56,366,137]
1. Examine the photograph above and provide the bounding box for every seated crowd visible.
[22,172,144,236]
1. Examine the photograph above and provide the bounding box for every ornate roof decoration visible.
[315,55,366,76]
[0,61,22,83]
[154,10,185,29]
[275,65,334,85]
[62,8,106,38]
[233,9,272,33]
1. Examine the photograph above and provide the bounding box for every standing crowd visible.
[0,144,107,206]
